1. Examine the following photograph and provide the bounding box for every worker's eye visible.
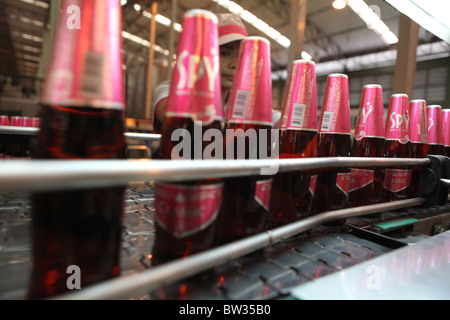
[220,50,231,57]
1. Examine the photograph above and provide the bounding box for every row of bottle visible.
[24,2,447,299]
[151,9,450,266]
[0,115,40,159]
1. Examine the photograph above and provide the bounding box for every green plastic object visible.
[374,218,418,231]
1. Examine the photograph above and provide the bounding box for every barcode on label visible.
[321,111,333,132]
[80,51,104,97]
[232,89,250,118]
[291,103,306,127]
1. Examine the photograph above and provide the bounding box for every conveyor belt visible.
[2,181,447,300]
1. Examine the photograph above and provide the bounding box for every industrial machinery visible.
[0,128,449,300]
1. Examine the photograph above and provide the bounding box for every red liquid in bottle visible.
[152,118,223,265]
[409,142,428,197]
[310,74,351,218]
[384,94,411,201]
[348,85,385,207]
[29,106,126,299]
[269,60,318,228]
[28,0,127,299]
[151,10,224,265]
[213,36,274,245]
[0,115,10,159]
[269,130,318,228]
[384,139,412,200]
[214,123,273,245]
[349,137,385,206]
[408,100,429,197]
[311,133,351,214]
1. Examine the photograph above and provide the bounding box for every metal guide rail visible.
[1,155,450,300]
[0,125,162,142]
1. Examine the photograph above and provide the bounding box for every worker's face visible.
[219,40,241,91]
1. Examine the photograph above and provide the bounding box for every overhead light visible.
[332,0,347,10]
[301,51,312,60]
[385,0,450,44]
[19,0,48,9]
[346,0,398,45]
[142,11,183,33]
[122,31,169,56]
[211,0,313,61]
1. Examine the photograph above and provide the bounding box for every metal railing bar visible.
[0,125,162,141]
[51,197,426,300]
[0,157,430,193]
[441,178,450,187]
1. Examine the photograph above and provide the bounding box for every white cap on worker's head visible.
[218,13,248,46]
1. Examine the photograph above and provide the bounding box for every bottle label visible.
[309,174,317,196]
[384,169,412,192]
[349,169,374,192]
[255,179,272,211]
[155,182,223,238]
[336,172,351,196]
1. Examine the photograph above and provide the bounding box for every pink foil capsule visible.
[280,60,317,131]
[41,0,125,110]
[385,94,410,144]
[23,117,32,127]
[319,74,351,135]
[226,36,273,126]
[442,109,450,148]
[31,117,40,128]
[409,99,428,144]
[10,116,25,127]
[0,115,10,126]
[427,105,444,146]
[166,9,221,125]
[354,84,385,140]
